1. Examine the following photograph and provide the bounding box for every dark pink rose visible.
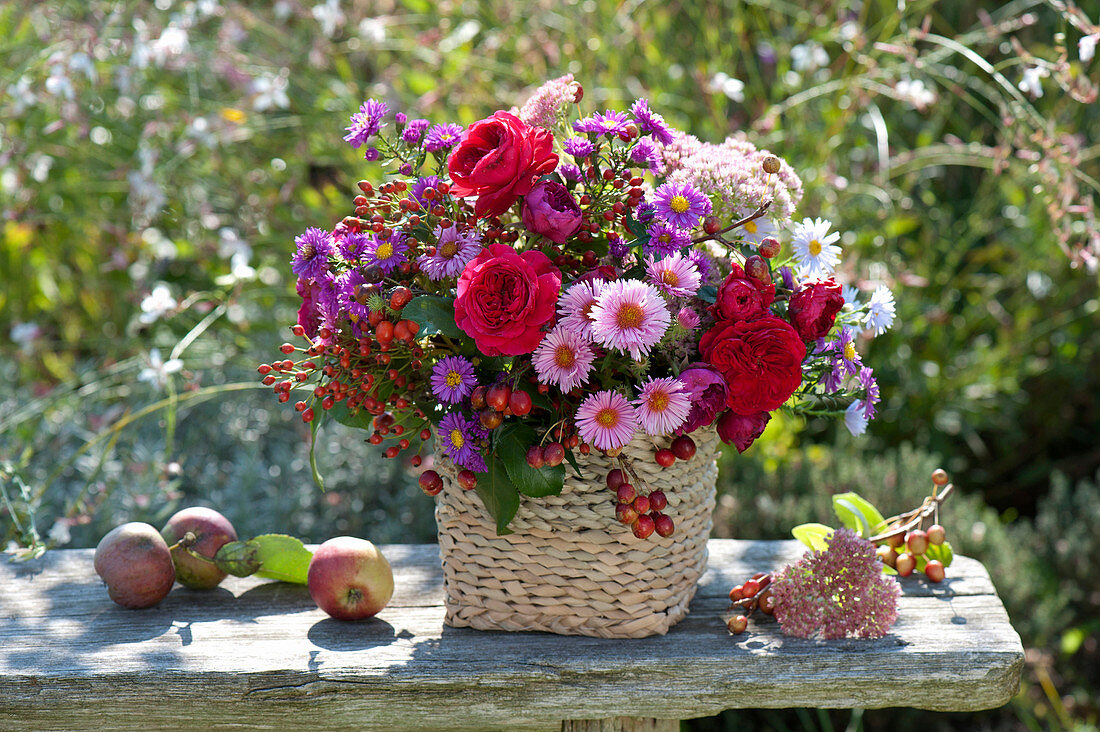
[710,264,775,322]
[716,409,771,453]
[522,180,582,244]
[454,243,561,356]
[675,364,730,434]
[698,314,806,416]
[788,278,844,341]
[447,112,559,218]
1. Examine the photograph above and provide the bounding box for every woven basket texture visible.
[433,426,719,638]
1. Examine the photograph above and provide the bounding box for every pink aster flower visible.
[771,528,901,640]
[418,225,483,281]
[589,280,671,361]
[653,181,712,230]
[532,325,596,392]
[645,252,701,299]
[677,306,700,331]
[557,280,605,340]
[576,390,639,451]
[634,377,691,435]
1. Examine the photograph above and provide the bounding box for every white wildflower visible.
[863,285,896,336]
[711,72,745,102]
[139,284,177,324]
[138,348,183,389]
[791,217,841,279]
[1018,66,1048,98]
[1080,34,1098,63]
[844,401,869,436]
[312,0,345,38]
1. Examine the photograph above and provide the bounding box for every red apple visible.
[161,507,238,589]
[307,537,394,620]
[94,522,176,609]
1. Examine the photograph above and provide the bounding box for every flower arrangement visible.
[261,75,896,536]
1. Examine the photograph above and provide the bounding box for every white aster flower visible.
[841,283,861,308]
[252,74,290,112]
[1080,34,1098,63]
[1018,66,1048,98]
[791,42,829,73]
[791,217,841,279]
[844,400,869,436]
[139,283,177,324]
[711,72,745,102]
[863,285,896,336]
[138,348,182,389]
[312,0,345,38]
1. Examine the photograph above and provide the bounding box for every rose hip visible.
[632,514,655,539]
[632,494,650,516]
[508,390,533,416]
[654,448,675,467]
[653,513,675,537]
[615,484,637,504]
[526,445,545,468]
[486,383,512,411]
[542,442,565,467]
[457,470,478,491]
[670,435,696,460]
[606,468,626,489]
[648,490,668,512]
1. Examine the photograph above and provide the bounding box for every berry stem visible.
[867,482,955,544]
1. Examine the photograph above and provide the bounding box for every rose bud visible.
[521,180,583,245]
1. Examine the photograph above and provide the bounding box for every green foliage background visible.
[1,0,1098,729]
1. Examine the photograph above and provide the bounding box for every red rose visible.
[447,112,559,218]
[710,264,775,321]
[454,243,561,356]
[716,409,771,453]
[788,279,844,341]
[699,315,806,415]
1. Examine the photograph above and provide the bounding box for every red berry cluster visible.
[725,571,775,634]
[603,434,697,541]
[872,468,952,583]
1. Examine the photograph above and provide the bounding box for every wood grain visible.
[0,540,1023,731]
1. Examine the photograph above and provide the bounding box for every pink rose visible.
[716,409,771,453]
[710,264,775,321]
[788,279,844,341]
[675,364,729,434]
[454,243,561,356]
[447,112,559,218]
[522,180,582,244]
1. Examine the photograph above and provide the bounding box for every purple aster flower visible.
[644,220,692,258]
[636,199,656,223]
[344,99,388,149]
[645,252,701,299]
[424,123,464,152]
[395,112,407,125]
[634,377,691,435]
[859,366,880,419]
[576,390,639,451]
[336,269,369,326]
[364,147,380,162]
[437,412,484,472]
[418,225,483,281]
[558,162,581,182]
[363,231,408,273]
[609,234,631,258]
[629,98,675,145]
[779,265,796,291]
[771,528,900,639]
[563,136,595,159]
[817,326,862,391]
[573,109,630,137]
[629,137,660,172]
[687,249,717,284]
[653,181,712,230]
[410,176,443,207]
[402,118,430,145]
[589,279,671,361]
[339,231,370,261]
[431,356,478,404]
[291,228,335,280]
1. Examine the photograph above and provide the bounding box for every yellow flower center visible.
[595,407,619,427]
[449,430,465,449]
[376,242,394,259]
[661,270,679,286]
[616,303,644,329]
[669,195,691,214]
[554,345,576,368]
[658,233,672,244]
[808,239,822,256]
[445,370,462,387]
[648,391,670,412]
[300,242,314,258]
[844,341,856,361]
[744,220,758,234]
[440,241,459,258]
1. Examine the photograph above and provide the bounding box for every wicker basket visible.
[433,426,719,638]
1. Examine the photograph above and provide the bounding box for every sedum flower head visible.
[771,528,900,639]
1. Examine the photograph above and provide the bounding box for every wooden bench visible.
[0,539,1023,731]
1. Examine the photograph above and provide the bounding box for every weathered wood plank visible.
[0,540,1023,731]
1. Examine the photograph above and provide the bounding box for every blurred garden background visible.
[2,0,1098,729]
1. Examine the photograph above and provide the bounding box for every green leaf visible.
[697,285,717,304]
[925,540,954,568]
[563,448,584,480]
[215,534,314,583]
[474,455,519,535]
[792,523,834,551]
[405,295,462,338]
[622,212,647,239]
[832,492,887,537]
[498,423,565,498]
[329,400,373,430]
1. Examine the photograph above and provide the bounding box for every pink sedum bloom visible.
[771,528,901,640]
